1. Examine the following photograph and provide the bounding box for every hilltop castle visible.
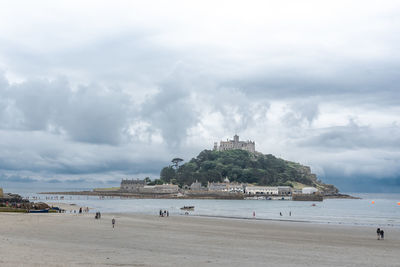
[213,135,255,153]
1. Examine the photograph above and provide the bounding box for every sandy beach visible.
[0,212,399,267]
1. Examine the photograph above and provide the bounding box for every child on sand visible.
[112,218,115,229]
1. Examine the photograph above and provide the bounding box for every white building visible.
[207,181,245,193]
[302,187,318,194]
[214,135,255,153]
[245,186,279,195]
[227,183,245,193]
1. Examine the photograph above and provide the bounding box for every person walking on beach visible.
[112,217,116,229]
[377,228,381,240]
[380,229,384,240]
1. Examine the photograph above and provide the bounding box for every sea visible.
[9,188,400,228]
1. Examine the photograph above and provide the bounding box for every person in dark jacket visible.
[377,228,381,240]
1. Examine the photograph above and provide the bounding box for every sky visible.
[0,0,399,192]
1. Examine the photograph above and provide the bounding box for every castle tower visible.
[234,134,239,143]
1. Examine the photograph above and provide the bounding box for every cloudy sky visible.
[0,0,399,192]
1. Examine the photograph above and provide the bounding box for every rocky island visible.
[42,135,356,200]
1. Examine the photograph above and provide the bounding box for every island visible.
[41,135,357,200]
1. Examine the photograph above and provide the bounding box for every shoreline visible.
[44,201,400,228]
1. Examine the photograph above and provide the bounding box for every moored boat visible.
[29,209,49,213]
[180,206,194,210]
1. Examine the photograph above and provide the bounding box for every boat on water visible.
[29,209,49,213]
[180,206,194,210]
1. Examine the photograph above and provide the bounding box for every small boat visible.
[29,209,49,213]
[180,206,194,211]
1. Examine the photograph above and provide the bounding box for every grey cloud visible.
[47,179,62,183]
[0,128,169,177]
[298,121,400,151]
[282,101,320,127]
[60,84,131,145]
[205,87,271,134]
[62,178,89,184]
[1,75,133,145]
[322,171,400,193]
[0,174,38,183]
[229,62,400,107]
[0,31,178,85]
[140,69,200,147]
[10,78,70,131]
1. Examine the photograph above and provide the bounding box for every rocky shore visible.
[0,191,53,212]
[323,193,361,199]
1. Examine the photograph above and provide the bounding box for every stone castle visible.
[213,135,255,153]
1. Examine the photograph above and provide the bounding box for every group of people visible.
[95,211,101,219]
[70,207,89,214]
[159,209,169,217]
[93,211,115,229]
[376,228,385,240]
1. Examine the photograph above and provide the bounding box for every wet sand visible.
[0,212,399,266]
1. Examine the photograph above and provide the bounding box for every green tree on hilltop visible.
[159,149,336,192]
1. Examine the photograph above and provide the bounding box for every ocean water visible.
[14,190,400,227]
